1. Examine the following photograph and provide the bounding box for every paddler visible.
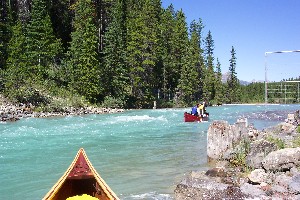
[191,104,199,116]
[198,103,204,116]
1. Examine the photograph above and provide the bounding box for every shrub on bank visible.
[101,96,125,109]
[2,79,91,112]
[266,136,285,149]
[229,139,251,169]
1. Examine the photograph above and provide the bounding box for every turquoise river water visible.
[1,104,299,200]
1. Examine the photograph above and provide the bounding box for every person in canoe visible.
[198,103,204,116]
[191,104,199,116]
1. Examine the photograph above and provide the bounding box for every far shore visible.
[0,103,125,122]
[222,103,282,106]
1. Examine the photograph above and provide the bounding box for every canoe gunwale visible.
[43,148,119,200]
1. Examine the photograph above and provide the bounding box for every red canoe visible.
[184,112,209,122]
[43,148,119,200]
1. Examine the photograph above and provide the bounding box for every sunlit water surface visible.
[0,104,299,200]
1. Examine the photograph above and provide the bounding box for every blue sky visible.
[161,0,300,82]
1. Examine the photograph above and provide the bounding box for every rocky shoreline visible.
[0,96,124,122]
[175,110,300,199]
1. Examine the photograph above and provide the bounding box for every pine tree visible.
[214,58,224,104]
[126,0,143,106]
[150,0,164,102]
[144,0,162,105]
[5,20,27,90]
[177,45,198,105]
[240,82,264,103]
[203,30,216,103]
[126,0,161,107]
[25,0,62,79]
[189,19,205,101]
[67,0,101,102]
[0,0,11,69]
[172,9,189,104]
[103,0,128,99]
[227,46,240,103]
[160,4,176,100]
[94,0,113,55]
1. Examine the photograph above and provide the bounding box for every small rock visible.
[248,169,268,184]
[205,167,227,178]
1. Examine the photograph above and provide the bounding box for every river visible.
[0,104,299,200]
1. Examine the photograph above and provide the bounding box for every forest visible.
[1,0,295,110]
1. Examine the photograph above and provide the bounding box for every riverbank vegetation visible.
[0,0,299,111]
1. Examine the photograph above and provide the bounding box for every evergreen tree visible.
[103,0,128,100]
[172,9,189,104]
[143,0,162,106]
[214,58,224,104]
[240,82,264,103]
[66,0,101,102]
[0,0,11,69]
[25,0,62,79]
[126,0,143,107]
[160,4,176,100]
[5,20,27,90]
[94,0,113,55]
[177,44,198,104]
[189,19,205,101]
[151,0,164,102]
[203,30,216,103]
[226,46,240,103]
[126,0,161,107]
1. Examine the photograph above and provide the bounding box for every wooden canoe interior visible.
[44,148,119,200]
[50,177,111,200]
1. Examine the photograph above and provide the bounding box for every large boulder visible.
[262,147,300,172]
[207,119,249,162]
[246,139,278,169]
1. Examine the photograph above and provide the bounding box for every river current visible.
[0,104,299,200]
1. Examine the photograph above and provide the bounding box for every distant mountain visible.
[239,80,250,86]
[222,72,263,85]
[221,72,230,83]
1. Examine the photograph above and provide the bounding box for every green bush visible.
[293,135,300,147]
[230,150,247,167]
[101,96,124,108]
[266,136,285,149]
[12,86,51,106]
[297,126,300,133]
[229,139,250,169]
[158,99,174,108]
[3,77,90,112]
